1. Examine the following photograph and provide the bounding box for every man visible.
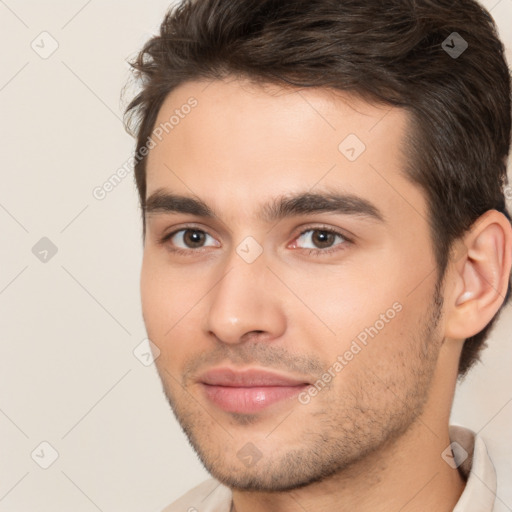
[124,0,512,510]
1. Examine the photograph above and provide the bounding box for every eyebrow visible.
[144,189,384,223]
[145,190,214,217]
[261,191,384,223]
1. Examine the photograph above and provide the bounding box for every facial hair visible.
[156,284,444,492]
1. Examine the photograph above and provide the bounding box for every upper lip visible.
[198,367,309,387]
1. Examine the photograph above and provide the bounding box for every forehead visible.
[145,77,427,225]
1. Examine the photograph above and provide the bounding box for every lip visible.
[198,367,310,413]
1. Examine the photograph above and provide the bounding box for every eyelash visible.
[157,224,352,257]
[291,226,351,257]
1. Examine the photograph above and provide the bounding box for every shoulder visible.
[161,478,232,512]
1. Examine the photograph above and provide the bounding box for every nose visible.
[204,252,287,345]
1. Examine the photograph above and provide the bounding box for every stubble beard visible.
[158,285,445,492]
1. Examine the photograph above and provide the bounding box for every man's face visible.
[141,78,446,491]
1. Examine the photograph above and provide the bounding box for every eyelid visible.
[157,226,221,258]
[156,222,354,257]
[158,223,220,245]
[173,229,219,249]
[290,223,354,244]
[286,224,353,257]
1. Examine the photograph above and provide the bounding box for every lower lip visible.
[201,384,308,413]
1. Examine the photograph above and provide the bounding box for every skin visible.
[141,77,512,512]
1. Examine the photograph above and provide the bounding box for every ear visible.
[445,210,512,339]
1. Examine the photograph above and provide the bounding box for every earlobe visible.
[445,210,512,340]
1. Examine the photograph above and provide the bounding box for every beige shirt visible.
[162,426,500,512]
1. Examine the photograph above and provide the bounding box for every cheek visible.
[141,251,198,328]
[140,252,187,360]
[280,261,401,341]
[284,254,432,364]
[140,251,210,368]
[140,253,168,335]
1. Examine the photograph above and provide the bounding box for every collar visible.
[450,425,497,512]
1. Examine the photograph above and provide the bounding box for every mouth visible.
[198,367,310,414]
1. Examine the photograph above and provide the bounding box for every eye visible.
[166,228,220,250]
[290,228,348,252]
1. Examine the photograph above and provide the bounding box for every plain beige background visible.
[0,1,511,511]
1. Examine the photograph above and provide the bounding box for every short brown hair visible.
[124,0,512,378]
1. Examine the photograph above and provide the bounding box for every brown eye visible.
[167,229,219,250]
[294,229,345,250]
[183,229,206,248]
[311,230,336,248]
